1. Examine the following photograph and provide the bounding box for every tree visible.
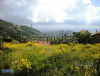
[75,31,92,44]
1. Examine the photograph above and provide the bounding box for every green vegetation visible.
[75,31,92,44]
[0,42,100,76]
[0,19,100,76]
[44,30,73,37]
[0,19,42,43]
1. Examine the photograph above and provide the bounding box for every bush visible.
[2,37,12,43]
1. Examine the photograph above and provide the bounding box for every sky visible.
[0,0,100,33]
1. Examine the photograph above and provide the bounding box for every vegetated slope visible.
[45,30,73,37]
[0,19,42,42]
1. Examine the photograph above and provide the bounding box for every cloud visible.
[85,4,100,24]
[30,0,77,23]
[26,0,100,25]
[0,0,100,32]
[0,0,37,24]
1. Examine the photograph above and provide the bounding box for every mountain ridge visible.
[0,19,42,42]
[44,30,73,37]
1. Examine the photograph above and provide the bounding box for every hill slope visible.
[0,19,42,42]
[44,30,73,37]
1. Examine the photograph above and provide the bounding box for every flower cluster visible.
[12,58,31,71]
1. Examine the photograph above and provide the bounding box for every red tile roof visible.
[92,32,100,35]
[80,30,87,33]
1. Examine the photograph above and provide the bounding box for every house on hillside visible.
[73,30,88,35]
[92,32,100,43]
[80,30,88,33]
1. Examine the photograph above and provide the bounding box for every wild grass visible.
[0,42,100,76]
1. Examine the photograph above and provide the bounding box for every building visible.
[80,30,88,33]
[37,41,50,45]
[92,32,100,43]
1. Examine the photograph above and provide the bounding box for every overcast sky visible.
[0,0,100,32]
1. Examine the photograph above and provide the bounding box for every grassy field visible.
[0,42,100,76]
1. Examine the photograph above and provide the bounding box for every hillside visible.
[44,30,73,37]
[0,19,42,42]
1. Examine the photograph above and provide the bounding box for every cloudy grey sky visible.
[0,0,100,32]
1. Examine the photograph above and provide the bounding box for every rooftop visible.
[80,30,88,33]
[92,32,100,35]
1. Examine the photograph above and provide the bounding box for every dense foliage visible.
[75,31,92,44]
[0,19,42,42]
[0,42,100,76]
